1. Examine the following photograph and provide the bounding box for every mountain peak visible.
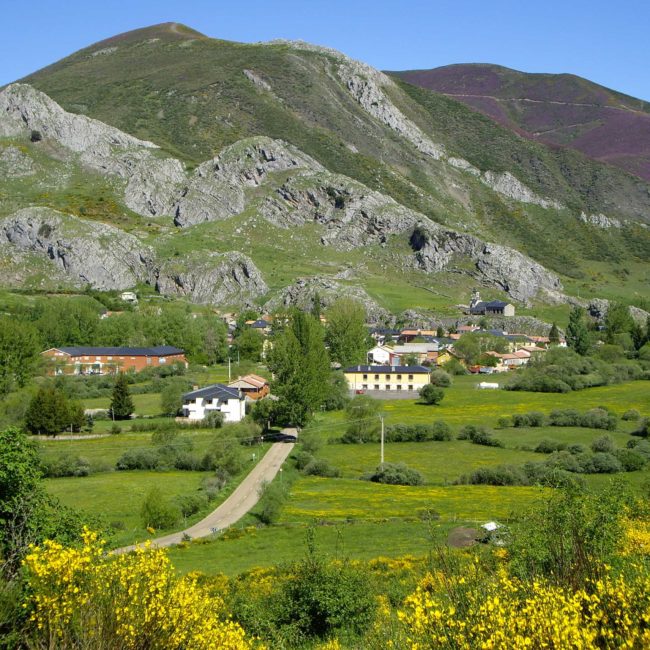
[85,22,207,50]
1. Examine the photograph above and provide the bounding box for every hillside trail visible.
[115,437,295,553]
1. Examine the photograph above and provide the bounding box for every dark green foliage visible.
[140,486,181,529]
[512,412,546,427]
[341,395,382,443]
[461,464,529,486]
[110,373,134,420]
[250,399,276,432]
[383,421,452,443]
[534,439,567,454]
[233,328,265,362]
[322,372,351,411]
[631,418,650,438]
[364,462,424,486]
[303,459,341,478]
[509,483,629,587]
[566,307,590,355]
[457,425,503,447]
[452,332,508,365]
[175,492,209,518]
[204,410,225,429]
[24,386,84,436]
[548,322,560,344]
[267,311,331,427]
[293,451,315,471]
[622,408,640,421]
[429,369,452,387]
[325,298,369,367]
[418,384,444,405]
[604,302,635,345]
[160,378,191,417]
[41,453,91,478]
[442,358,468,375]
[549,408,617,430]
[614,448,647,472]
[591,435,615,454]
[257,480,289,525]
[0,316,40,396]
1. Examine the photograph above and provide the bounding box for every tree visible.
[251,399,276,432]
[311,291,322,321]
[454,332,507,365]
[24,387,73,436]
[233,327,264,361]
[267,311,331,426]
[160,379,189,417]
[419,384,444,405]
[604,302,634,344]
[342,395,382,443]
[0,316,41,396]
[110,373,134,420]
[436,325,445,338]
[566,307,590,355]
[548,322,560,344]
[325,298,368,367]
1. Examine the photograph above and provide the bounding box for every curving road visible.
[115,440,295,553]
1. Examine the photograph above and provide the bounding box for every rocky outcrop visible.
[410,223,563,303]
[579,212,622,229]
[0,145,35,177]
[481,171,563,210]
[174,136,324,226]
[264,276,390,322]
[260,172,418,249]
[0,207,155,290]
[124,157,186,217]
[273,40,444,160]
[587,298,649,325]
[155,252,268,305]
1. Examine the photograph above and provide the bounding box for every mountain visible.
[1,24,648,319]
[391,64,650,182]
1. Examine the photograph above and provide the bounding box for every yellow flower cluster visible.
[622,518,650,556]
[397,566,650,649]
[23,528,257,649]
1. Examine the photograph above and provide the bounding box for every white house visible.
[344,365,431,393]
[182,384,246,423]
[367,345,393,365]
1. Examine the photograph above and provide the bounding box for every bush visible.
[364,462,424,486]
[534,439,567,454]
[41,453,91,478]
[204,411,224,429]
[631,418,650,438]
[140,487,180,529]
[429,369,452,387]
[591,435,615,454]
[257,480,288,525]
[458,425,503,447]
[461,465,528,486]
[549,408,617,430]
[293,451,314,470]
[497,416,512,429]
[419,384,445,405]
[591,452,623,474]
[175,493,208,518]
[116,448,161,470]
[615,449,647,472]
[303,459,341,478]
[513,412,546,427]
[383,421,452,443]
[622,409,640,421]
[443,358,468,375]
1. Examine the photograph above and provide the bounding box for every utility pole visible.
[228,356,231,382]
[380,415,385,465]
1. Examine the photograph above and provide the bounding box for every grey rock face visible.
[260,172,418,249]
[410,223,563,303]
[579,211,622,229]
[174,136,324,226]
[155,252,268,306]
[264,276,390,322]
[481,171,563,210]
[0,207,155,290]
[588,298,649,325]
[0,145,35,177]
[124,156,186,217]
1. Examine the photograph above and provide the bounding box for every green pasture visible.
[168,520,452,576]
[84,392,162,416]
[46,470,210,548]
[493,425,634,450]
[279,478,545,524]
[319,440,539,484]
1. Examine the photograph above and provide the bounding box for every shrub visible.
[622,409,640,421]
[41,453,91,478]
[443,358,468,375]
[591,435,615,454]
[429,369,452,387]
[497,416,512,429]
[458,425,503,447]
[631,418,650,438]
[419,384,445,405]
[140,487,181,529]
[567,443,588,455]
[364,462,424,486]
[460,465,528,486]
[116,448,160,471]
[513,412,546,427]
[204,410,224,429]
[384,421,451,443]
[590,452,623,474]
[175,493,208,518]
[293,451,314,470]
[615,449,647,472]
[534,439,566,454]
[303,459,341,478]
[257,480,288,525]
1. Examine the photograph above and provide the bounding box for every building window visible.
[363,374,368,380]
[397,374,402,380]
[408,385,413,391]
[385,374,391,380]
[107,356,113,361]
[146,357,152,365]
[396,385,402,391]
[374,374,379,380]
[159,357,166,364]
[408,374,414,380]
[362,384,368,390]
[374,384,380,390]
[385,385,390,390]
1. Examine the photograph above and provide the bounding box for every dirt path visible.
[116,441,295,553]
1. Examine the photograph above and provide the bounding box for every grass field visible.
[279,478,546,524]
[47,470,210,548]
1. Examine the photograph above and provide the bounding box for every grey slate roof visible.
[345,365,431,373]
[183,384,242,402]
[53,345,185,356]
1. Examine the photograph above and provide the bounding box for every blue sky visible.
[1,0,648,100]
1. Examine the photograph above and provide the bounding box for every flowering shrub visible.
[23,528,256,649]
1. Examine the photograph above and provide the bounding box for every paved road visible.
[116,440,295,553]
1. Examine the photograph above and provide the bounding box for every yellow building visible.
[344,365,431,393]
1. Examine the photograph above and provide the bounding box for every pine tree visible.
[110,373,134,420]
[548,322,560,344]
[566,307,590,356]
[325,298,368,367]
[25,386,72,436]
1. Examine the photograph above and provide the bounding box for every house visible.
[182,384,246,422]
[369,328,401,345]
[227,374,270,400]
[249,319,272,335]
[367,344,394,365]
[41,346,188,375]
[399,329,438,343]
[344,365,431,393]
[391,342,440,364]
[436,349,466,367]
[468,290,515,316]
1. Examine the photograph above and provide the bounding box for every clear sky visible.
[1,0,648,100]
